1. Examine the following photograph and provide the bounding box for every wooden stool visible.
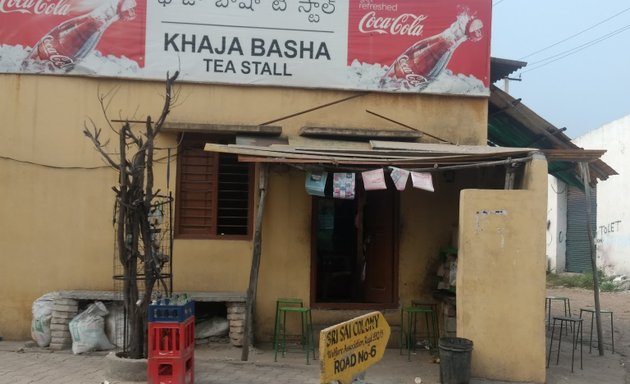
[400,303,439,361]
[274,304,316,364]
[547,316,583,372]
[579,307,615,354]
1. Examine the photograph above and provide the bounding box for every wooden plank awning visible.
[541,149,608,162]
[163,122,282,136]
[299,126,422,141]
[204,139,612,170]
[204,140,538,167]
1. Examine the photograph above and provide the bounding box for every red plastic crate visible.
[147,353,194,384]
[148,317,195,358]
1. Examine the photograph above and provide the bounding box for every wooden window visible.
[175,134,253,239]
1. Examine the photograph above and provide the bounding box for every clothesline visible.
[305,166,435,199]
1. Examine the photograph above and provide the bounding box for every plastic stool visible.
[546,296,572,331]
[547,316,583,372]
[273,298,303,355]
[274,305,316,364]
[400,303,439,361]
[579,307,615,354]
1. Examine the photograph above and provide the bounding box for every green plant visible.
[600,280,619,292]
[546,270,620,292]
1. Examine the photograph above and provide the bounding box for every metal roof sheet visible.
[487,84,617,187]
[490,57,527,84]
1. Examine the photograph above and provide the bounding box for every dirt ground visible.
[546,285,630,382]
[546,286,630,351]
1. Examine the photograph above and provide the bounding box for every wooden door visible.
[362,187,397,304]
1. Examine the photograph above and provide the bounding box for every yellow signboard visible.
[319,311,391,384]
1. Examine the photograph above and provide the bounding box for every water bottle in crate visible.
[148,296,194,323]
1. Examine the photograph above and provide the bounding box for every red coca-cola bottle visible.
[380,12,483,90]
[22,0,136,72]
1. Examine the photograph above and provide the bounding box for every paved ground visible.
[0,335,624,384]
[0,286,627,383]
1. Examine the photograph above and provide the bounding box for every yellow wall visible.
[457,156,548,383]
[0,72,488,340]
[254,167,482,341]
[1,71,549,383]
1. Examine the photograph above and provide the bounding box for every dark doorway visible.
[311,184,398,308]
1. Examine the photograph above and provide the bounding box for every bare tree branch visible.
[83,120,119,169]
[97,84,121,135]
[136,71,179,154]
[123,124,143,147]
[152,71,179,135]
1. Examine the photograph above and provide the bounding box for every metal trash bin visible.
[439,337,473,384]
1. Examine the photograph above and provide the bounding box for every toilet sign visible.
[319,311,391,384]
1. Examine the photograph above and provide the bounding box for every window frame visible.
[174,133,254,240]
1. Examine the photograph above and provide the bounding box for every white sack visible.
[31,292,58,347]
[69,301,115,354]
[195,317,229,339]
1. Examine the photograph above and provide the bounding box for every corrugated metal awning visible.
[488,84,617,187]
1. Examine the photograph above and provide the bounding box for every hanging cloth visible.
[411,171,435,192]
[305,171,328,197]
[361,168,387,191]
[333,173,355,199]
[389,167,410,191]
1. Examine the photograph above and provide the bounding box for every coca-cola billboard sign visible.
[0,0,491,96]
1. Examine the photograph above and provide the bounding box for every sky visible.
[490,0,630,139]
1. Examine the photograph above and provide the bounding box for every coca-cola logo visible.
[393,55,428,88]
[359,11,427,36]
[0,0,71,16]
[39,35,74,69]
[49,53,73,69]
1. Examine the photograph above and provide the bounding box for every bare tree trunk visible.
[580,163,604,356]
[84,72,179,359]
[242,164,269,361]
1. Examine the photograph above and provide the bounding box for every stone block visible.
[227,313,245,321]
[51,317,72,325]
[229,319,244,328]
[50,323,69,331]
[52,311,77,320]
[227,305,246,314]
[54,298,79,306]
[230,335,243,347]
[53,304,79,313]
[51,328,71,336]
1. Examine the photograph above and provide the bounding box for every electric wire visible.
[519,6,630,60]
[521,22,630,74]
[0,132,184,170]
[0,153,176,170]
[526,22,630,66]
